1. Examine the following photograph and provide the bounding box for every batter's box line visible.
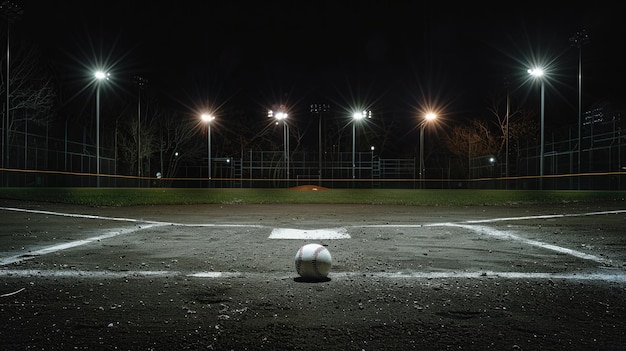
[0,224,167,266]
[438,223,616,266]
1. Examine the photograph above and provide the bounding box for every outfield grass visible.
[0,187,625,207]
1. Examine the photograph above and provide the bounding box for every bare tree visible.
[446,119,499,157]
[486,92,539,157]
[1,45,55,145]
[445,120,498,177]
[446,90,540,178]
[115,94,160,177]
[152,109,203,186]
[116,113,155,177]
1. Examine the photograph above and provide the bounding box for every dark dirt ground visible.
[1,199,626,350]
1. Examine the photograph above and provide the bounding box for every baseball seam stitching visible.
[296,247,303,275]
[312,245,325,278]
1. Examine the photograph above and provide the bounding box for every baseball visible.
[294,243,332,279]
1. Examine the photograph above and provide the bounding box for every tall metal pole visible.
[539,78,545,190]
[577,43,582,175]
[318,110,322,184]
[419,125,424,188]
[208,121,211,186]
[505,77,510,180]
[1,1,22,186]
[502,79,511,189]
[351,111,370,182]
[352,121,356,180]
[96,84,101,187]
[284,120,289,183]
[419,112,437,188]
[570,29,589,188]
[23,110,26,167]
[3,15,7,172]
[528,68,545,190]
[310,104,329,185]
[268,109,288,186]
[94,71,109,187]
[133,75,146,184]
[137,83,141,179]
[201,113,214,188]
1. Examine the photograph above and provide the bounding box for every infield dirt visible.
[1,199,625,350]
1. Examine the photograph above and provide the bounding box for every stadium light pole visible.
[528,67,545,190]
[269,109,289,184]
[201,113,215,187]
[133,75,147,185]
[504,77,510,181]
[419,112,437,188]
[94,70,109,187]
[352,111,371,181]
[311,104,329,185]
[570,29,589,187]
[1,1,22,185]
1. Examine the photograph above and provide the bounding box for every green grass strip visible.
[0,187,625,207]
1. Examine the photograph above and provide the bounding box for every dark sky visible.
[15,1,626,132]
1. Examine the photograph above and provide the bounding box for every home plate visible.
[269,227,350,239]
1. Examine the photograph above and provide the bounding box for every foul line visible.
[0,206,159,224]
[1,269,625,283]
[0,207,263,228]
[355,209,626,228]
[3,206,624,229]
[458,209,626,224]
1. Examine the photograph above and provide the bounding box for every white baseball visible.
[294,243,332,279]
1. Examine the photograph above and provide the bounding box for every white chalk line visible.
[0,223,166,266]
[1,269,625,283]
[438,223,614,265]
[356,209,626,266]
[0,207,263,228]
[3,206,624,230]
[355,209,626,228]
[331,270,626,282]
[0,287,25,297]
[0,269,174,278]
[1,206,160,224]
[269,227,351,239]
[459,209,626,224]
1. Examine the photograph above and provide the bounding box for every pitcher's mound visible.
[289,185,330,191]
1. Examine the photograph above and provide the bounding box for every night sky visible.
[15,1,626,136]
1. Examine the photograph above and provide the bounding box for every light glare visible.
[201,113,215,122]
[268,110,287,120]
[95,71,109,80]
[353,110,371,120]
[528,68,544,77]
